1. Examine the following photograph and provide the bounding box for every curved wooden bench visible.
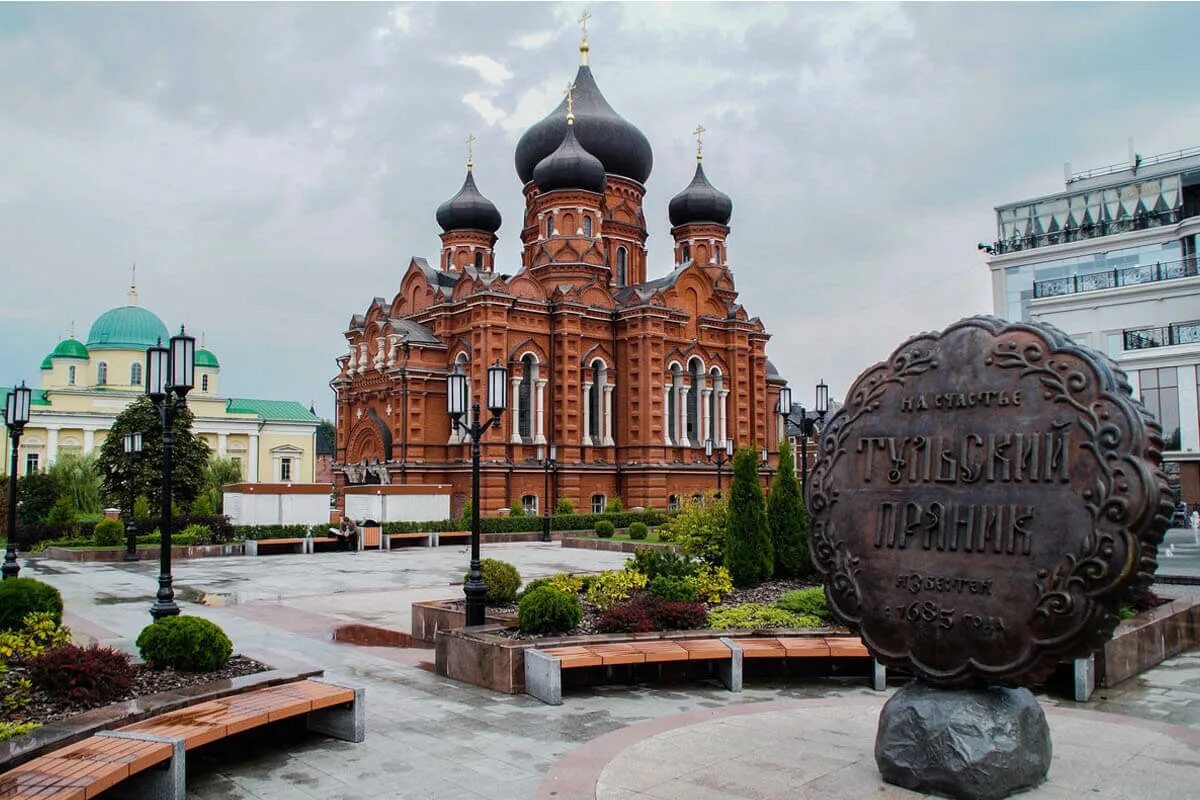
[244,537,306,556]
[0,678,363,799]
[383,532,435,549]
[524,635,885,705]
[435,531,471,546]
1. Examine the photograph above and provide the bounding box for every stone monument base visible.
[875,680,1051,800]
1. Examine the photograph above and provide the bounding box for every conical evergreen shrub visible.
[768,441,810,577]
[723,448,773,587]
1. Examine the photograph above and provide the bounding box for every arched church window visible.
[682,244,691,263]
[715,244,722,263]
[131,362,142,386]
[708,370,719,442]
[518,354,534,440]
[583,216,592,237]
[202,374,209,392]
[446,252,454,270]
[68,366,76,386]
[667,363,681,444]
[588,359,606,444]
[616,247,627,287]
[474,251,483,269]
[546,215,555,237]
[97,362,107,386]
[686,358,702,445]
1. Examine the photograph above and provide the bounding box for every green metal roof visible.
[40,356,52,370]
[225,398,318,423]
[50,338,90,360]
[87,305,170,351]
[0,387,51,407]
[195,348,219,368]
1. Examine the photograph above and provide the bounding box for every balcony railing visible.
[1033,257,1198,299]
[1123,320,1200,351]
[1066,146,1200,184]
[994,207,1189,254]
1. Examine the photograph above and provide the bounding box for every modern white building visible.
[983,146,1200,507]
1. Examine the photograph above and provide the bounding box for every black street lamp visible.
[3,383,32,580]
[122,432,143,562]
[447,359,508,627]
[705,437,734,498]
[779,379,829,490]
[146,327,195,620]
[536,444,557,542]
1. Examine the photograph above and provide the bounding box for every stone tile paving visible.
[13,545,1200,799]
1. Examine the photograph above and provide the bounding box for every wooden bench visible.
[0,678,363,799]
[244,537,307,556]
[307,536,340,553]
[524,635,885,705]
[435,531,471,546]
[382,532,435,549]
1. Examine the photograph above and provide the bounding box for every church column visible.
[718,389,729,445]
[46,427,59,466]
[582,381,593,446]
[700,386,712,446]
[662,384,672,446]
[510,375,523,444]
[676,384,690,448]
[218,433,228,458]
[357,344,368,374]
[602,383,614,446]
[82,429,95,455]
[249,433,260,481]
[535,378,547,445]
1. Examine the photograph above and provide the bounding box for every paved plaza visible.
[17,543,1200,800]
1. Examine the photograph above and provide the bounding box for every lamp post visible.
[705,437,734,498]
[779,379,829,490]
[537,444,557,542]
[447,360,508,627]
[122,432,143,562]
[3,383,32,580]
[146,327,195,619]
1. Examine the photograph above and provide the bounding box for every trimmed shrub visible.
[657,495,727,564]
[462,558,521,604]
[46,496,78,527]
[594,520,615,538]
[768,441,809,577]
[181,523,213,545]
[597,600,654,633]
[509,502,526,518]
[517,577,554,600]
[92,518,125,547]
[0,578,63,631]
[626,548,697,581]
[778,587,829,620]
[555,497,575,514]
[647,575,698,603]
[627,521,648,540]
[707,603,822,630]
[0,612,72,666]
[518,587,582,635]
[136,616,233,672]
[28,644,135,706]
[605,496,624,513]
[724,449,774,587]
[688,564,735,603]
[646,597,709,630]
[133,495,151,520]
[586,570,647,610]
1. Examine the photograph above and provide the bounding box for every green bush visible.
[46,496,78,527]
[518,586,582,635]
[133,495,151,520]
[724,449,774,587]
[605,496,623,513]
[768,441,810,577]
[0,721,41,742]
[625,548,698,581]
[555,497,575,514]
[595,520,615,538]
[459,498,473,524]
[92,518,126,547]
[0,578,64,631]
[586,570,648,610]
[657,495,727,564]
[628,521,648,540]
[463,559,521,604]
[190,493,216,516]
[378,510,670,536]
[509,502,526,518]
[707,603,822,630]
[517,577,554,600]
[136,616,232,672]
[181,523,213,545]
[647,575,698,603]
[777,587,829,620]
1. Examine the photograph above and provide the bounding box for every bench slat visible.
[825,636,870,657]
[676,640,732,660]
[781,638,832,658]
[732,638,787,658]
[629,642,690,663]
[587,644,646,666]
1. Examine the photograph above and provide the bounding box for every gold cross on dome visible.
[694,124,706,161]
[579,10,591,42]
[466,133,476,170]
[565,81,576,122]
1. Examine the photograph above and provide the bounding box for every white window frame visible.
[591,493,607,514]
[522,494,538,515]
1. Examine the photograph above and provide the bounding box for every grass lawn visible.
[563,530,664,544]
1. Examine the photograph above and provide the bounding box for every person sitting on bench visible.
[330,518,359,551]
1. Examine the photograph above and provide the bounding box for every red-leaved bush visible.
[598,594,709,633]
[598,600,654,633]
[28,643,135,706]
[648,598,708,630]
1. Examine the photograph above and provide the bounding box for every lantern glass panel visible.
[779,386,792,415]
[14,384,31,424]
[549,445,557,462]
[705,438,713,457]
[170,328,195,392]
[447,370,467,416]
[487,361,507,415]
[816,380,829,415]
[725,438,734,456]
[146,345,169,397]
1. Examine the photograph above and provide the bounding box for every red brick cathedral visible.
[333,40,788,516]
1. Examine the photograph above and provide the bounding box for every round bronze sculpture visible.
[809,316,1172,686]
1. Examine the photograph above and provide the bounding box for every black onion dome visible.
[533,125,606,194]
[436,170,502,233]
[515,65,653,185]
[668,162,733,227]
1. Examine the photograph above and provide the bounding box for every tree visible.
[657,493,727,564]
[768,441,809,577]
[48,453,103,516]
[199,457,242,514]
[316,419,336,454]
[723,448,774,587]
[17,471,61,525]
[97,396,211,512]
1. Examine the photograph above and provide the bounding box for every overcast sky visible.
[2,2,1198,419]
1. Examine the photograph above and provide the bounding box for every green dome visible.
[50,338,89,360]
[40,355,52,370]
[86,305,170,351]
[195,349,219,369]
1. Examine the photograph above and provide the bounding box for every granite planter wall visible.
[1095,589,1200,688]
[412,599,518,645]
[40,543,246,562]
[559,537,680,554]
